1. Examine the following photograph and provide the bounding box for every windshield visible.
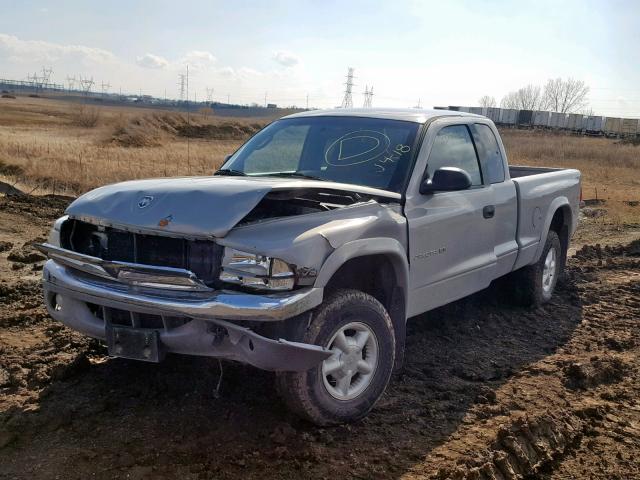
[220,116,421,193]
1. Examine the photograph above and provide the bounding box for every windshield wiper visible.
[263,172,327,181]
[214,168,247,177]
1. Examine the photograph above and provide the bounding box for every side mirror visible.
[420,167,472,194]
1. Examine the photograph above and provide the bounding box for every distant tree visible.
[478,95,497,108]
[500,92,518,109]
[543,78,590,113]
[500,84,546,110]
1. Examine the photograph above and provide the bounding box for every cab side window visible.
[426,125,482,186]
[471,124,505,183]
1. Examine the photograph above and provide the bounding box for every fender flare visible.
[314,237,409,301]
[314,237,410,371]
[532,196,572,263]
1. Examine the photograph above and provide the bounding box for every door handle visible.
[483,205,495,219]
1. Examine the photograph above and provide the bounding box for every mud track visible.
[0,194,639,479]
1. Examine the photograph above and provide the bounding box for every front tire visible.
[276,289,395,426]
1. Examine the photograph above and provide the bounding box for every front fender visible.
[314,237,409,297]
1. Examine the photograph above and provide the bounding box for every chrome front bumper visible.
[41,256,329,371]
[42,259,323,322]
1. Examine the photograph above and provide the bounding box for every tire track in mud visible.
[411,242,640,480]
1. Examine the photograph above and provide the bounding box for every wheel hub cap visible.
[321,321,379,401]
[542,246,557,294]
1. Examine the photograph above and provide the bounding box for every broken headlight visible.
[219,248,296,291]
[47,215,68,247]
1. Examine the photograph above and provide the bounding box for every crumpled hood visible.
[65,176,399,238]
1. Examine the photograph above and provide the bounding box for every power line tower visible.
[362,85,374,108]
[79,76,94,95]
[40,67,53,88]
[178,73,187,101]
[101,81,111,96]
[66,76,77,91]
[340,67,355,108]
[28,72,39,87]
[205,87,214,103]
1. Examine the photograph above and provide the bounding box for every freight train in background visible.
[435,106,639,137]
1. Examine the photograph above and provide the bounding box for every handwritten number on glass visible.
[374,144,411,173]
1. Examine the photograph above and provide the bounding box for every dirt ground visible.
[0,193,639,480]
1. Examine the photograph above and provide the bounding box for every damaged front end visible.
[38,176,404,370]
[39,248,328,370]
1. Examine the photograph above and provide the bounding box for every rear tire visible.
[506,230,563,306]
[276,289,395,426]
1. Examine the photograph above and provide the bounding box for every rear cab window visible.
[470,123,505,184]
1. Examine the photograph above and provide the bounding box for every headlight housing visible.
[47,215,68,247]
[219,248,296,291]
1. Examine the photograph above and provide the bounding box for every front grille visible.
[60,219,224,287]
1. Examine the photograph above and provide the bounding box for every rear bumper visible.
[42,260,330,371]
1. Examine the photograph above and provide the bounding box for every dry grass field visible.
[0,96,260,194]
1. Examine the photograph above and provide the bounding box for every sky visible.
[0,0,639,116]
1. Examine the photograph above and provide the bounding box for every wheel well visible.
[325,254,406,370]
[550,206,570,251]
[549,206,571,272]
[325,255,393,309]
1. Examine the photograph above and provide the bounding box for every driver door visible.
[405,122,497,317]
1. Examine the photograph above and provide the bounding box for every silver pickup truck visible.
[37,108,581,425]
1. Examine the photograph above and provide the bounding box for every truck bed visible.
[509,166,581,270]
[509,165,568,178]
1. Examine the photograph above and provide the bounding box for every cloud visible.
[216,66,235,77]
[135,50,216,72]
[272,50,299,67]
[136,53,169,69]
[238,67,262,77]
[180,50,216,70]
[0,33,115,65]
